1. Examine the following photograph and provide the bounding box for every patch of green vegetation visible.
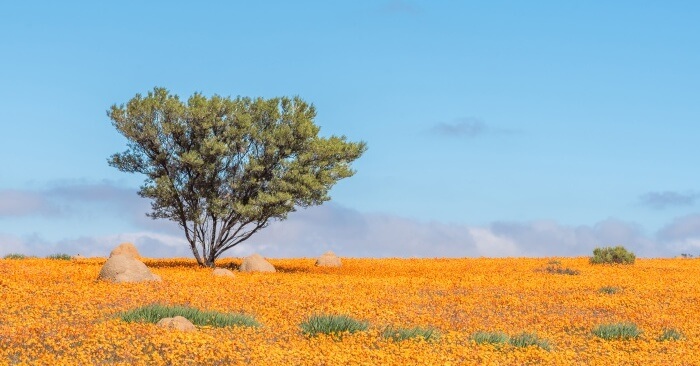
[508,332,551,351]
[598,286,621,294]
[3,253,36,260]
[657,328,683,342]
[300,314,368,338]
[592,322,641,340]
[381,326,439,342]
[47,253,72,260]
[590,246,636,265]
[119,304,260,328]
[470,331,509,346]
[545,265,580,275]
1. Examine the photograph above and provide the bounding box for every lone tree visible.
[108,87,366,267]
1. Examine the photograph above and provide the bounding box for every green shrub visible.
[590,246,636,265]
[470,331,509,345]
[657,328,682,342]
[509,332,551,351]
[598,286,621,294]
[382,326,439,342]
[3,253,36,260]
[300,314,368,338]
[592,322,641,340]
[545,265,580,275]
[47,253,72,260]
[119,304,259,328]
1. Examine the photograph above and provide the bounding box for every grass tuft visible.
[3,253,36,260]
[382,326,439,342]
[47,253,73,260]
[598,286,621,294]
[119,304,260,328]
[592,322,641,340]
[300,314,368,338]
[470,331,509,345]
[657,328,683,342]
[545,265,580,275]
[509,332,551,351]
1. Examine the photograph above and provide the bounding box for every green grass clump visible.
[657,328,683,342]
[545,265,580,275]
[508,332,551,351]
[592,322,641,340]
[470,331,509,345]
[590,246,636,265]
[47,253,72,260]
[382,326,439,342]
[119,304,260,328]
[598,286,621,294]
[300,314,368,338]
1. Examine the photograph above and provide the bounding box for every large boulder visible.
[212,268,235,277]
[239,253,275,273]
[109,242,141,259]
[156,316,196,332]
[315,251,342,267]
[98,254,161,283]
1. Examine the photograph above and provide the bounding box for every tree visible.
[108,87,366,267]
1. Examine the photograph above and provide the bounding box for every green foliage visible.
[657,328,683,342]
[508,332,552,351]
[470,331,509,345]
[300,314,368,338]
[381,326,439,342]
[545,265,580,275]
[3,253,36,260]
[592,322,641,340]
[598,286,621,294]
[107,87,366,267]
[47,253,72,260]
[590,246,636,264]
[119,304,259,328]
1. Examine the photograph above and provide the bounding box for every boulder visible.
[109,242,141,259]
[239,253,275,273]
[98,254,161,283]
[156,316,196,332]
[212,268,235,277]
[315,251,342,267]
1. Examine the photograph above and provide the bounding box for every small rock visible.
[156,316,196,332]
[212,268,235,277]
[316,251,342,267]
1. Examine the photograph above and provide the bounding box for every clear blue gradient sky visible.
[1,1,699,258]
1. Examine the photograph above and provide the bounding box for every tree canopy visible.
[108,87,366,267]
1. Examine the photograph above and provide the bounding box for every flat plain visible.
[0,257,697,365]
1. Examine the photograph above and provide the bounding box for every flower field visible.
[0,256,698,365]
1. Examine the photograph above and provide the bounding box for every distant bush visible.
[119,304,260,328]
[545,265,580,275]
[598,286,621,294]
[382,326,439,342]
[300,314,368,338]
[3,253,36,260]
[657,328,683,342]
[592,322,641,340]
[590,246,636,265]
[47,253,72,260]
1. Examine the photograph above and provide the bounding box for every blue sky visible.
[1,1,699,258]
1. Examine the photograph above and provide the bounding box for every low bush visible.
[592,322,641,340]
[300,314,368,338]
[545,265,580,275]
[3,253,36,260]
[47,253,72,260]
[119,304,260,328]
[598,286,621,294]
[382,326,439,342]
[590,246,636,265]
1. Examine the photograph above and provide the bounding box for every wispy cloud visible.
[639,191,698,209]
[0,189,60,217]
[430,118,487,138]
